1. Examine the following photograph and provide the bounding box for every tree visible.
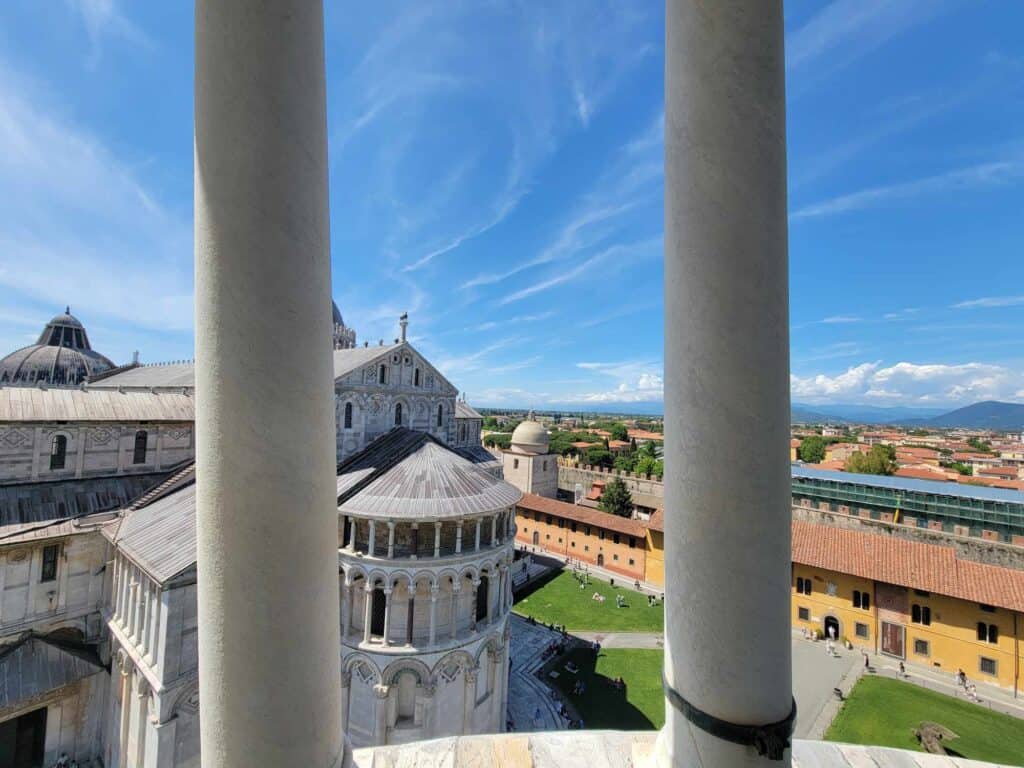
[613,454,635,473]
[635,455,656,477]
[846,444,897,476]
[482,416,499,429]
[799,436,826,464]
[967,437,993,454]
[609,423,629,442]
[653,459,664,480]
[599,477,634,517]
[585,446,613,468]
[483,433,511,449]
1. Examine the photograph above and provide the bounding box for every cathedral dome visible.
[332,300,356,349]
[510,418,549,455]
[0,307,115,387]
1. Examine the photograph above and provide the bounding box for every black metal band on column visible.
[662,674,796,760]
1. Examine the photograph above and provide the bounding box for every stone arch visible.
[387,569,416,590]
[342,563,369,585]
[458,563,480,583]
[411,570,438,591]
[473,637,499,666]
[432,649,474,686]
[343,652,382,686]
[381,657,432,688]
[365,570,389,589]
[435,567,460,587]
[171,680,201,719]
[392,396,411,427]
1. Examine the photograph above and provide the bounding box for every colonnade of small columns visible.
[341,508,516,560]
[339,562,514,651]
[111,552,162,665]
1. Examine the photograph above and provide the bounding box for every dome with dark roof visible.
[0,307,115,387]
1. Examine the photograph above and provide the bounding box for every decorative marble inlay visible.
[0,428,30,448]
[88,427,116,448]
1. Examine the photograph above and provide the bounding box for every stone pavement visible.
[791,632,860,739]
[572,631,663,650]
[506,614,570,732]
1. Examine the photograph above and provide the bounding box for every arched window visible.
[414,368,421,387]
[394,403,403,426]
[379,364,387,384]
[133,430,148,465]
[344,402,353,429]
[978,622,998,643]
[49,434,67,470]
[912,604,921,623]
[436,404,443,427]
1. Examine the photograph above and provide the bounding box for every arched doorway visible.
[597,553,605,567]
[532,531,539,546]
[824,615,840,642]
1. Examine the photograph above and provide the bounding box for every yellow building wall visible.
[791,566,876,649]
[645,529,665,587]
[902,592,1020,691]
[791,565,1022,693]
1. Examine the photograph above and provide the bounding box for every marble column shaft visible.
[194,5,343,765]
[661,1,792,766]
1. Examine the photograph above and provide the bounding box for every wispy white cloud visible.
[821,315,862,324]
[791,361,1024,405]
[883,307,919,320]
[66,0,152,64]
[565,359,663,403]
[787,0,960,83]
[498,237,659,306]
[791,159,1024,220]
[953,295,1024,309]
[0,59,192,345]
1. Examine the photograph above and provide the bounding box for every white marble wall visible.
[0,422,194,485]
[335,348,457,461]
[0,533,106,636]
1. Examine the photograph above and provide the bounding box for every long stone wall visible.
[556,462,663,510]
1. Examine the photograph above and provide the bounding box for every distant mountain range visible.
[487,399,1024,430]
[792,400,1024,430]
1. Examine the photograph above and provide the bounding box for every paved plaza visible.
[506,615,571,732]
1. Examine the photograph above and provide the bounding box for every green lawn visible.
[513,571,664,632]
[826,676,1024,766]
[548,647,665,730]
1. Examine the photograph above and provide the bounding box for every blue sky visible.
[1,1,1023,411]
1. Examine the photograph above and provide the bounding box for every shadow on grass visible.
[543,646,657,730]
[512,566,563,603]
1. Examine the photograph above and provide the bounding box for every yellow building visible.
[791,520,1023,693]
[644,509,665,587]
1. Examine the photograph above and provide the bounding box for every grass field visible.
[826,676,1024,765]
[513,571,664,632]
[547,647,665,730]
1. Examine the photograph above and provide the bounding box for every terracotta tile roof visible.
[517,493,647,538]
[791,520,1024,613]
[978,467,1018,477]
[628,429,663,441]
[894,467,956,482]
[608,440,630,449]
[790,439,801,448]
[647,509,664,533]
[807,460,847,471]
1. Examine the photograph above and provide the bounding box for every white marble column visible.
[660,2,792,766]
[433,522,442,558]
[428,587,438,645]
[490,516,497,547]
[450,580,461,640]
[455,520,463,554]
[474,519,482,552]
[368,520,377,557]
[144,716,177,768]
[340,672,351,734]
[341,579,353,641]
[194,3,342,765]
[387,521,396,558]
